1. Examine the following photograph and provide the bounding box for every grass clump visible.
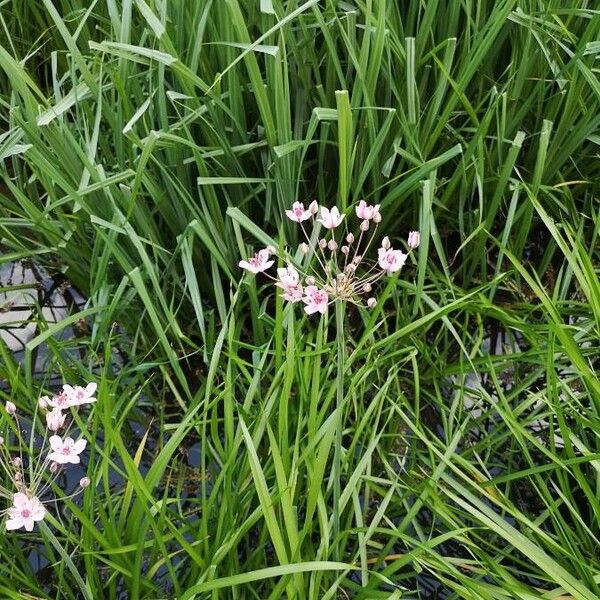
[0,0,599,598]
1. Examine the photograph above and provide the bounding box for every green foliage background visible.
[0,1,599,598]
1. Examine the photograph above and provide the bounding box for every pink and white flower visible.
[5,493,45,532]
[378,246,407,274]
[318,206,344,229]
[63,382,97,407]
[46,391,70,409]
[47,436,87,465]
[285,201,312,223]
[407,231,420,249]
[45,407,66,432]
[302,286,329,315]
[276,266,303,302]
[5,401,16,415]
[239,249,274,274]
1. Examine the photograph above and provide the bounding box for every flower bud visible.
[306,276,316,285]
[352,255,362,265]
[49,462,58,473]
[341,245,349,255]
[266,245,277,255]
[327,239,337,251]
[346,233,354,244]
[14,471,22,482]
[360,220,369,232]
[319,238,327,249]
[5,401,16,416]
[372,211,382,224]
[381,236,391,250]
[12,457,21,467]
[309,200,319,215]
[367,297,377,308]
[80,477,91,488]
[300,242,309,254]
[407,230,420,249]
[362,283,372,293]
[38,396,49,410]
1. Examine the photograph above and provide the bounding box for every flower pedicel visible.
[1,383,97,532]
[239,200,419,313]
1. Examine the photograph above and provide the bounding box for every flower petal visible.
[73,439,87,454]
[13,493,28,509]
[49,435,64,451]
[5,517,23,531]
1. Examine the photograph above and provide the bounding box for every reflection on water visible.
[0,259,86,387]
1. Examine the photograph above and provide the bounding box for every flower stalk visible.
[332,298,345,559]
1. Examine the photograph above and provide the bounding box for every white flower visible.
[47,435,87,465]
[6,493,45,532]
[239,249,275,274]
[62,383,97,407]
[317,206,344,229]
[407,231,420,249]
[45,407,66,432]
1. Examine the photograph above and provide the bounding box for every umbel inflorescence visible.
[0,384,96,532]
[239,201,420,313]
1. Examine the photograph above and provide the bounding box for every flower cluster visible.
[239,200,419,314]
[1,383,96,532]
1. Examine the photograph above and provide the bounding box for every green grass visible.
[0,0,599,597]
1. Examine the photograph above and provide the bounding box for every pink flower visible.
[276,266,303,302]
[6,493,45,532]
[407,231,420,249]
[367,298,377,308]
[47,392,68,409]
[47,435,87,465]
[45,407,66,432]
[378,246,407,274]
[318,206,344,229]
[80,477,91,488]
[5,401,16,415]
[355,200,381,222]
[62,383,97,407]
[239,249,274,274]
[285,201,312,223]
[302,286,329,315]
[355,200,373,220]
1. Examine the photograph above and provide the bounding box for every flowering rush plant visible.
[239,200,420,313]
[0,383,96,532]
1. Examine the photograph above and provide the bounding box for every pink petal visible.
[13,493,28,509]
[73,439,87,454]
[31,502,46,520]
[5,517,23,531]
[49,435,64,451]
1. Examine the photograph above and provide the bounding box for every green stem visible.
[333,299,345,559]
